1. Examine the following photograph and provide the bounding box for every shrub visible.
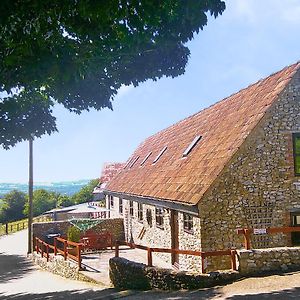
[67,226,81,243]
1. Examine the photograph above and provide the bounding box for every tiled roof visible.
[99,162,125,183]
[106,62,300,205]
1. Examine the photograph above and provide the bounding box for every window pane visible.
[295,156,300,174]
[295,136,300,154]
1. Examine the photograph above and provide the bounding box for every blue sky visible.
[1,0,300,183]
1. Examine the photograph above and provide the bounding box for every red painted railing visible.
[114,241,237,273]
[35,237,83,269]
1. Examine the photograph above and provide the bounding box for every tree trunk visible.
[28,138,33,254]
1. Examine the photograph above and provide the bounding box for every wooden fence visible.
[35,236,83,269]
[0,216,50,236]
[237,226,300,250]
[115,241,237,273]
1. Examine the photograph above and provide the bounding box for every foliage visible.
[23,189,57,217]
[71,179,99,204]
[56,194,74,208]
[0,0,225,149]
[0,190,26,223]
[67,226,81,243]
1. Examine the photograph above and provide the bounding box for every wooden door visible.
[170,210,179,265]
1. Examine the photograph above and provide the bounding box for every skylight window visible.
[124,157,134,169]
[183,135,202,157]
[140,152,152,166]
[129,156,139,168]
[153,146,167,163]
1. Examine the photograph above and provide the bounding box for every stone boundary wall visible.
[31,252,95,283]
[238,247,300,275]
[32,218,125,242]
[109,257,240,290]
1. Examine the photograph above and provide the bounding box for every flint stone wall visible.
[238,247,300,275]
[109,257,240,290]
[31,252,94,282]
[198,70,300,271]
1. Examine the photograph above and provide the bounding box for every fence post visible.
[46,244,49,262]
[5,223,8,234]
[10,224,13,233]
[23,222,25,229]
[147,248,153,267]
[17,223,19,231]
[54,238,57,256]
[115,240,119,257]
[201,254,206,274]
[244,229,251,250]
[63,240,67,260]
[230,250,237,271]
[78,244,82,269]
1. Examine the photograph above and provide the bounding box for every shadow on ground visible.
[227,287,300,299]
[0,253,35,283]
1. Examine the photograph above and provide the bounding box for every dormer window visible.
[140,152,152,166]
[183,135,202,157]
[153,147,167,164]
[293,133,300,176]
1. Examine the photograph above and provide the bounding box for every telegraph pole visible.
[27,138,33,254]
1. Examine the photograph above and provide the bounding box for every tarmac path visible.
[1,229,300,299]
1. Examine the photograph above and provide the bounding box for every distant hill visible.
[0,179,91,198]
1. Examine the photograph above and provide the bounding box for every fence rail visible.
[115,240,237,273]
[237,226,300,250]
[0,216,50,236]
[35,236,83,269]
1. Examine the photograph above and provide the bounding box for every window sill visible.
[156,224,164,230]
[184,228,194,235]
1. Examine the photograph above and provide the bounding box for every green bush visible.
[67,226,81,243]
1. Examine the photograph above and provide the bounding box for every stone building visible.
[105,62,300,271]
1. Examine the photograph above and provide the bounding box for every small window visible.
[140,152,152,166]
[129,200,134,216]
[183,135,202,157]
[124,157,134,169]
[291,211,300,245]
[153,147,167,164]
[119,198,123,215]
[129,156,139,168]
[293,133,300,176]
[146,209,152,227]
[155,207,164,228]
[138,203,143,221]
[183,213,193,233]
[110,195,114,208]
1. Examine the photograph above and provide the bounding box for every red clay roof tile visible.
[106,62,300,205]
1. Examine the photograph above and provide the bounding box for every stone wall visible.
[32,218,124,243]
[109,257,240,290]
[107,195,202,269]
[198,70,300,271]
[238,247,300,275]
[31,252,95,283]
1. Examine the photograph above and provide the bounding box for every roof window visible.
[153,146,167,163]
[129,156,139,168]
[124,157,134,169]
[183,135,202,157]
[140,152,152,166]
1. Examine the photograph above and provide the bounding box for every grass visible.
[0,216,51,236]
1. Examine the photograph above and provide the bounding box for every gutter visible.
[104,190,199,216]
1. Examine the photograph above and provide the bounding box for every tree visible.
[23,189,57,217]
[0,190,26,223]
[72,179,99,204]
[0,0,225,149]
[56,194,74,208]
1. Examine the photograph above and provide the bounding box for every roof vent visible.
[183,135,202,157]
[140,152,152,166]
[153,146,167,164]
